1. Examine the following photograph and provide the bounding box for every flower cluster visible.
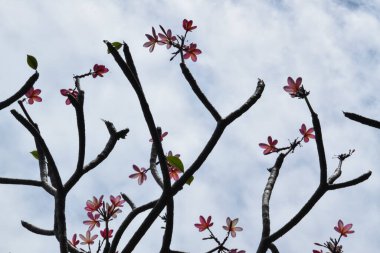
[313,220,354,253]
[194,215,244,252]
[143,19,202,62]
[70,195,125,250]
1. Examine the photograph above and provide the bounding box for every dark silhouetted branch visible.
[0,177,42,187]
[21,220,54,236]
[343,111,380,129]
[328,171,372,190]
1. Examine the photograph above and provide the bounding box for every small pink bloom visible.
[85,195,104,212]
[194,215,213,232]
[60,89,79,105]
[143,27,164,52]
[149,131,168,142]
[100,228,114,239]
[334,219,354,237]
[184,43,202,62]
[223,217,243,238]
[110,195,125,208]
[158,29,177,49]
[183,19,197,32]
[283,77,302,97]
[299,124,315,143]
[168,166,182,181]
[83,212,100,231]
[69,234,80,248]
[25,87,42,104]
[92,64,109,78]
[259,136,278,155]
[129,165,147,185]
[79,230,98,245]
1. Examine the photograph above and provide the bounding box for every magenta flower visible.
[129,165,147,185]
[184,43,202,62]
[299,124,315,143]
[85,195,104,212]
[183,19,197,32]
[158,29,177,49]
[168,166,182,181]
[223,217,243,238]
[60,88,79,105]
[92,64,109,78]
[194,215,213,232]
[259,136,278,155]
[143,27,163,52]
[100,228,114,239]
[79,230,98,245]
[83,212,100,231]
[69,234,80,248]
[25,87,42,104]
[110,195,125,208]
[283,77,302,97]
[334,219,354,237]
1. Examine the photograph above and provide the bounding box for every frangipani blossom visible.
[110,195,125,208]
[85,195,104,212]
[83,212,100,231]
[158,28,177,49]
[79,231,98,245]
[183,19,197,31]
[283,77,302,97]
[334,219,354,237]
[184,43,202,62]
[60,88,79,105]
[100,228,114,239]
[259,136,278,155]
[143,27,163,52]
[299,123,315,143]
[194,215,213,232]
[92,64,109,78]
[69,234,79,248]
[222,217,243,238]
[149,131,168,142]
[129,165,147,185]
[25,87,42,104]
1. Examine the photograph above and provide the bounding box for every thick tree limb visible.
[0,72,39,110]
[328,171,372,190]
[0,177,42,187]
[343,112,380,129]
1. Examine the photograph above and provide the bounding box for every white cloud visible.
[0,0,379,252]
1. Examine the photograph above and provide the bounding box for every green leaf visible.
[107,42,123,54]
[167,156,184,173]
[30,150,39,160]
[27,55,38,70]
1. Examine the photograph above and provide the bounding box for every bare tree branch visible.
[21,220,54,236]
[0,177,43,187]
[328,171,372,190]
[343,111,380,129]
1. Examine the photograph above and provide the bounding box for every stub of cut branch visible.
[21,220,54,236]
[343,111,380,129]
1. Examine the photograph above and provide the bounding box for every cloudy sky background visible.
[0,0,379,252]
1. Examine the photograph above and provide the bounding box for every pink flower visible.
[334,219,354,237]
[158,29,177,49]
[194,215,213,232]
[129,165,147,185]
[259,136,278,155]
[60,89,79,105]
[83,212,100,231]
[100,228,114,239]
[184,43,202,62]
[149,131,168,142]
[143,27,163,52]
[110,195,125,208]
[79,230,98,245]
[85,195,104,212]
[92,64,109,78]
[183,19,197,32]
[107,202,123,218]
[223,217,243,238]
[25,87,42,104]
[69,234,80,248]
[283,77,302,97]
[299,124,315,143]
[168,166,182,181]
[229,249,246,253]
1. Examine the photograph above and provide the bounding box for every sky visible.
[0,0,379,252]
